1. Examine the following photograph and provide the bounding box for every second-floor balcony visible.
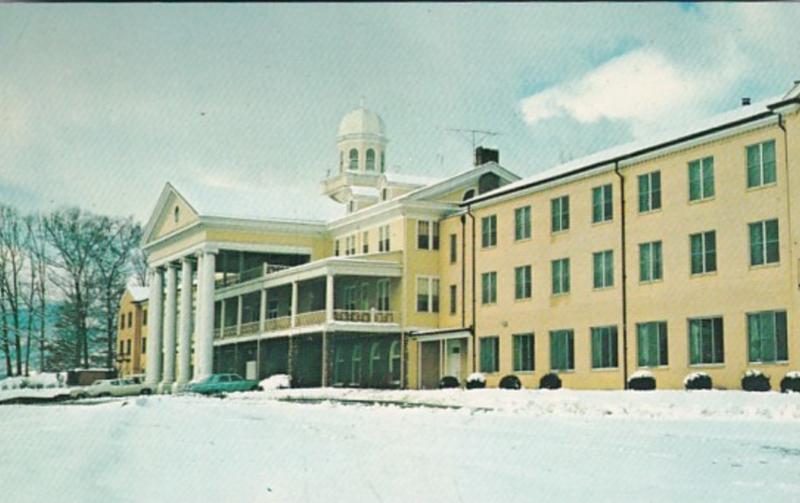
[212,256,402,342]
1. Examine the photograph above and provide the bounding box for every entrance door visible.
[420,341,441,389]
[446,339,463,380]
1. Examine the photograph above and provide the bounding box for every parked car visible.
[186,373,262,395]
[70,378,153,398]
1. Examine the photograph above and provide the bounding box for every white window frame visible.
[416,275,439,313]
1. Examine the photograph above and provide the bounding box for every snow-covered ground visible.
[1,389,799,503]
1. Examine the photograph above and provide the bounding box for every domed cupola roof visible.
[338,107,386,140]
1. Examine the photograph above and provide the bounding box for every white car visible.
[70,378,154,398]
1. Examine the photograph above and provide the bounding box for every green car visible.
[186,373,262,395]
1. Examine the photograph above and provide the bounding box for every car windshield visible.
[229,374,243,381]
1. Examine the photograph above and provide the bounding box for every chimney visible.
[474,146,499,167]
[741,97,751,106]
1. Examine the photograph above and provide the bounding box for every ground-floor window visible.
[513,333,534,371]
[389,340,401,384]
[334,346,346,385]
[637,321,668,367]
[369,341,381,380]
[479,337,499,373]
[351,344,362,385]
[549,330,574,371]
[688,317,724,365]
[747,310,788,363]
[591,326,618,369]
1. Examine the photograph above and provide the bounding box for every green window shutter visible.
[776,311,788,361]
[639,243,649,281]
[591,329,601,368]
[658,323,668,366]
[593,253,602,288]
[479,339,490,372]
[604,185,613,221]
[638,174,649,212]
[551,198,559,232]
[651,172,662,210]
[713,317,724,364]
[705,231,717,272]
[637,325,646,366]
[592,187,601,223]
[703,157,715,198]
[747,314,760,362]
[690,234,703,274]
[563,259,570,293]
[761,312,776,362]
[689,320,701,364]
[605,251,614,287]
[550,332,560,370]
[647,324,659,366]
[688,161,701,201]
[653,242,662,280]
[562,197,570,230]
[750,222,763,265]
[766,219,779,264]
[701,318,713,363]
[747,144,761,187]
[763,140,776,184]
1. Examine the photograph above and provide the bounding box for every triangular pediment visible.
[142,183,200,245]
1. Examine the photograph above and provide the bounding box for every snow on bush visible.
[259,374,291,390]
[438,376,460,389]
[539,373,561,390]
[628,370,656,391]
[466,372,486,389]
[742,369,771,392]
[0,372,64,391]
[683,372,712,390]
[780,371,800,393]
[498,375,522,390]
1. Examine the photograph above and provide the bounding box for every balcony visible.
[215,263,293,289]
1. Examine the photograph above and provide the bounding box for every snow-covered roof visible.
[338,107,386,138]
[171,179,344,224]
[472,93,786,204]
[383,172,442,187]
[128,286,149,302]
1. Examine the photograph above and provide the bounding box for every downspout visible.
[466,204,477,372]
[460,214,467,328]
[777,113,795,290]
[614,161,629,390]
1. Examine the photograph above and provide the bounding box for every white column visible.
[145,268,163,387]
[259,289,267,332]
[191,252,204,382]
[290,281,298,328]
[325,274,334,323]
[160,264,178,392]
[175,258,193,390]
[196,250,216,381]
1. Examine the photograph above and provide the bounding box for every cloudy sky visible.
[1,3,799,223]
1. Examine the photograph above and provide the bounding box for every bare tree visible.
[0,206,27,376]
[43,208,105,369]
[92,216,142,369]
[131,247,148,287]
[23,214,49,373]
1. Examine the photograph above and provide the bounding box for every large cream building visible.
[139,81,800,391]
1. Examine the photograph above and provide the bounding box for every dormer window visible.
[366,149,375,171]
[349,149,359,170]
[173,206,180,223]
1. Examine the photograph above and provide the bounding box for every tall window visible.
[416,276,439,313]
[551,196,570,232]
[513,333,535,372]
[639,241,663,282]
[432,221,440,250]
[378,225,390,252]
[514,265,532,300]
[369,342,381,380]
[591,326,618,369]
[389,340,400,383]
[417,220,430,249]
[349,148,359,170]
[549,330,574,371]
[481,271,497,304]
[592,184,613,223]
[514,205,531,240]
[746,140,776,188]
[749,219,779,266]
[638,171,662,212]
[690,231,716,275]
[747,310,788,363]
[688,156,715,201]
[334,239,340,256]
[449,234,458,263]
[479,337,499,373]
[449,284,457,315]
[377,279,390,311]
[120,314,125,329]
[366,149,376,171]
[593,250,614,289]
[688,317,724,365]
[637,321,668,367]
[346,235,356,256]
[551,258,570,295]
[142,337,147,353]
[481,215,497,248]
[351,344,362,385]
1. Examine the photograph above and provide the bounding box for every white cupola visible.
[336,104,388,175]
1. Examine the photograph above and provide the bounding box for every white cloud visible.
[519,47,741,137]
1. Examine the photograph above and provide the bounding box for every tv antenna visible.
[446,128,501,151]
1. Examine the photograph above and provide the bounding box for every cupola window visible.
[349,149,359,171]
[380,152,385,173]
[366,149,376,171]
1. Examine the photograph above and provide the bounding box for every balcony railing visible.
[333,309,397,324]
[295,310,326,327]
[213,309,399,340]
[215,263,294,289]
